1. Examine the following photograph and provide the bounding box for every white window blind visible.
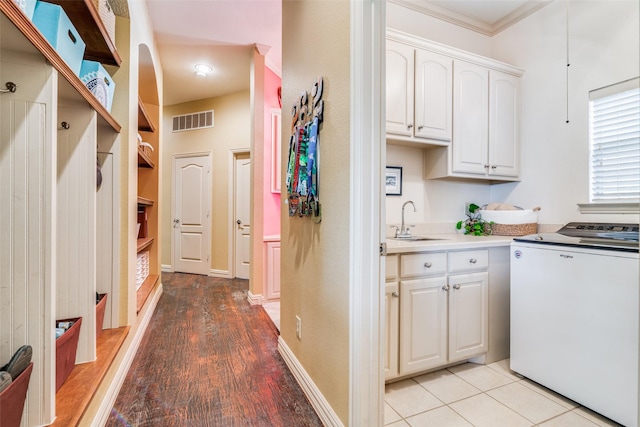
[589,77,640,203]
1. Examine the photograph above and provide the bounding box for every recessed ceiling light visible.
[194,64,213,77]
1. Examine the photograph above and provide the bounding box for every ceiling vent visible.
[172,110,214,132]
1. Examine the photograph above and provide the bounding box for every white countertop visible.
[386,233,514,254]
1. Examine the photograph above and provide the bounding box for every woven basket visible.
[485,222,537,236]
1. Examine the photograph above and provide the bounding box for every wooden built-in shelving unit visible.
[136,275,159,314]
[137,236,154,253]
[136,87,160,317]
[138,147,155,168]
[0,0,121,132]
[0,2,133,425]
[138,96,156,132]
[43,0,121,66]
[137,196,154,206]
[52,327,129,426]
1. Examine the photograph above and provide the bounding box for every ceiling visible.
[144,0,280,106]
[143,0,549,106]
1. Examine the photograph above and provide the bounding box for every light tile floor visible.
[262,300,280,331]
[385,360,623,427]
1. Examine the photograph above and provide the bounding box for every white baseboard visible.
[278,337,343,427]
[247,291,263,305]
[161,264,173,272]
[210,269,232,278]
[91,283,164,426]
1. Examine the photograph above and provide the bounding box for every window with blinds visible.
[589,77,640,203]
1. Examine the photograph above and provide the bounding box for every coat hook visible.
[0,82,17,94]
[61,122,70,130]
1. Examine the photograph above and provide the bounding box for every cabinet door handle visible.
[442,285,450,292]
[484,164,490,169]
[424,262,432,268]
[417,125,424,131]
[491,165,497,169]
[469,258,477,264]
[392,291,399,298]
[453,284,460,290]
[407,124,413,130]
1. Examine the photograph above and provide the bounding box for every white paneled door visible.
[173,154,211,275]
[234,154,251,279]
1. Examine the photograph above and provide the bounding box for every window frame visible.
[581,77,640,214]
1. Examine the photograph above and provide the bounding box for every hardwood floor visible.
[106,273,322,426]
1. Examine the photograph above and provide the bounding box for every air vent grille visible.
[172,110,214,132]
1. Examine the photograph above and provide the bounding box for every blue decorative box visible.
[79,60,116,111]
[12,0,37,20]
[32,2,86,76]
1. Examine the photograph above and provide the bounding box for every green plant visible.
[456,203,494,236]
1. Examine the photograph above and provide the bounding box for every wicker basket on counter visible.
[485,222,537,236]
[479,207,540,236]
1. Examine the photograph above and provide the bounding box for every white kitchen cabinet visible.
[448,272,488,362]
[451,60,489,175]
[386,39,452,146]
[489,70,520,177]
[385,29,523,183]
[386,40,414,138]
[386,248,491,380]
[384,281,400,379]
[450,64,520,178]
[384,255,400,380]
[399,276,448,375]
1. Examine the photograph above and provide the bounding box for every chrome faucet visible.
[397,200,416,238]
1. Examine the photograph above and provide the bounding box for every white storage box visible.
[79,60,116,111]
[32,2,86,76]
[136,251,150,289]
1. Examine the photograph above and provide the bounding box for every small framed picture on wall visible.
[385,166,402,196]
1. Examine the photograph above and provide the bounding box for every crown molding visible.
[389,0,552,37]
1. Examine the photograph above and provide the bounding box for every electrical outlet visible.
[295,315,302,340]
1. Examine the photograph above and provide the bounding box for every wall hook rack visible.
[0,82,17,94]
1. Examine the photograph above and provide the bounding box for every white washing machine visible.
[510,222,639,427]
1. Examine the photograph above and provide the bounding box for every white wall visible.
[386,0,640,227]
[490,0,639,224]
[386,144,490,227]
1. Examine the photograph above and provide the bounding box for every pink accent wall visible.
[263,66,282,237]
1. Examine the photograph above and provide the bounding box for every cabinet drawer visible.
[449,250,488,272]
[401,252,447,278]
[386,255,399,280]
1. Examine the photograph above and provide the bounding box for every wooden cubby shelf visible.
[44,0,121,66]
[0,1,121,132]
[136,274,159,314]
[137,237,154,253]
[138,97,156,132]
[138,147,155,168]
[52,326,130,426]
[137,196,154,206]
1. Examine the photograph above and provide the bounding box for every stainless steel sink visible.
[392,236,443,242]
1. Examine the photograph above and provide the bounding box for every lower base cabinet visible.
[385,249,493,381]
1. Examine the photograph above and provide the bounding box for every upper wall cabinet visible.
[386,39,452,146]
[387,29,523,182]
[449,61,520,178]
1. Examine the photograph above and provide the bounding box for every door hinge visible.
[379,242,387,256]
